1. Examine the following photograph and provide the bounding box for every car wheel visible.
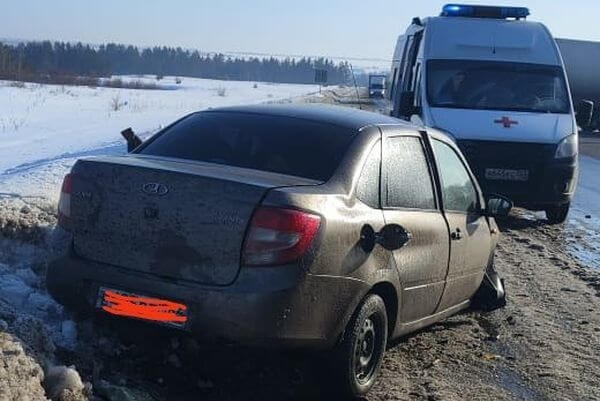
[472,263,506,311]
[333,294,388,399]
[545,203,570,224]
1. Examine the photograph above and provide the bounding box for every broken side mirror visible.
[121,127,143,153]
[576,99,594,129]
[485,194,513,218]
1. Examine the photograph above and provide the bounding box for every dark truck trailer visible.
[557,38,600,130]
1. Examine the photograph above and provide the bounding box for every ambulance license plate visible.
[485,168,529,182]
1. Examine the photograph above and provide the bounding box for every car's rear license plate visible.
[97,287,188,328]
[485,168,529,182]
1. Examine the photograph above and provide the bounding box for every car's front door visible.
[381,132,450,323]
[430,138,492,311]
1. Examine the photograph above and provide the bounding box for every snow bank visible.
[0,331,49,401]
[44,365,86,400]
[0,195,90,399]
[0,196,75,350]
[0,264,75,350]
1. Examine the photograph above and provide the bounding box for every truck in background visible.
[557,38,600,131]
[388,4,592,224]
[368,74,387,98]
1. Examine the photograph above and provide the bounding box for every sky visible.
[1,0,599,62]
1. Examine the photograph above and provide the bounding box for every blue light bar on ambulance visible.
[441,4,530,19]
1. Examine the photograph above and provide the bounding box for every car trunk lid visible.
[69,155,320,286]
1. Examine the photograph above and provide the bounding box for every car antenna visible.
[349,64,363,110]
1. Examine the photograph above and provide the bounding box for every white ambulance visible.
[388,4,588,223]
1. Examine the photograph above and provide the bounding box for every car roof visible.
[203,103,409,131]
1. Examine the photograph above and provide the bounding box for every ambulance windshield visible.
[427,59,570,114]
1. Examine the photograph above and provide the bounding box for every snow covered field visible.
[0,76,319,201]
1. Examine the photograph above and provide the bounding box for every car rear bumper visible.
[47,248,368,349]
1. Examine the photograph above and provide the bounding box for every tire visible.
[333,294,388,399]
[472,264,506,311]
[545,203,570,224]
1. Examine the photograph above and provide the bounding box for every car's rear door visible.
[429,138,491,311]
[381,130,450,323]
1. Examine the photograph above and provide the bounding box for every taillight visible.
[242,207,321,266]
[58,173,72,229]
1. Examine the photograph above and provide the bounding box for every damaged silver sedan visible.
[47,104,509,398]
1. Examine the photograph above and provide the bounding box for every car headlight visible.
[555,134,578,159]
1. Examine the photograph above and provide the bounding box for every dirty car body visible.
[47,104,503,395]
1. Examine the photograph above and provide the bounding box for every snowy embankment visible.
[0,77,318,400]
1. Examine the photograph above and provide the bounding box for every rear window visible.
[137,112,356,181]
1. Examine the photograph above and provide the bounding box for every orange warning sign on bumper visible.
[98,288,188,327]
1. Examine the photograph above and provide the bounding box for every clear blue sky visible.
[2,0,599,60]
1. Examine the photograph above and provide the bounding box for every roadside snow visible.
[0,196,75,350]
[0,331,48,401]
[0,196,91,400]
[566,155,600,269]
[0,259,74,350]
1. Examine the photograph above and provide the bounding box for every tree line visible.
[0,41,351,85]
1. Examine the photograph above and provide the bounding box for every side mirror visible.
[121,127,143,153]
[397,91,417,118]
[485,195,513,218]
[576,99,594,129]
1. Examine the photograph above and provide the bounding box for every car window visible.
[384,136,436,210]
[138,112,356,181]
[431,139,479,213]
[356,141,381,208]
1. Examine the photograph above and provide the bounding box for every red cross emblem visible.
[494,116,518,128]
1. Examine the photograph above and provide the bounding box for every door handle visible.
[451,228,462,241]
